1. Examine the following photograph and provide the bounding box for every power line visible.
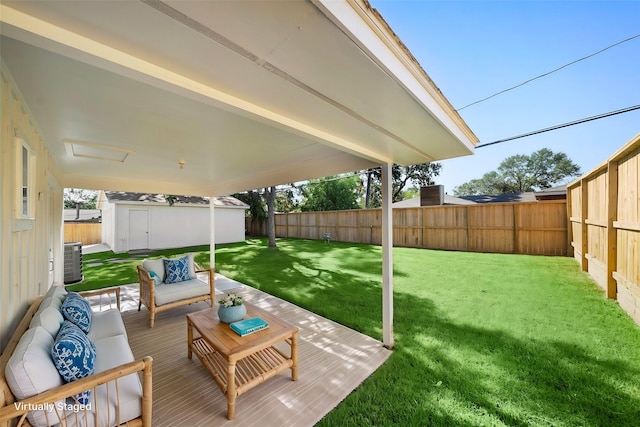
[457,33,640,111]
[476,104,640,149]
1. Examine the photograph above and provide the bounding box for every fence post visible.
[566,186,574,257]
[580,179,589,272]
[466,206,472,251]
[606,160,619,299]
[513,204,519,254]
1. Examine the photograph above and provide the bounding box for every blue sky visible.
[371,0,640,193]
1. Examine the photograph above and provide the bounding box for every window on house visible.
[17,138,35,219]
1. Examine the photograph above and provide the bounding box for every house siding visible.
[1,65,63,352]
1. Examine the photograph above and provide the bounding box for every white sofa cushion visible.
[91,335,142,426]
[154,278,210,306]
[29,306,64,338]
[5,326,65,427]
[38,295,64,313]
[47,336,143,427]
[87,309,128,342]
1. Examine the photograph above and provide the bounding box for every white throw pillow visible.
[142,258,165,283]
[187,253,197,278]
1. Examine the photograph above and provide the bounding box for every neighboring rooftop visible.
[393,185,568,208]
[392,195,477,208]
[458,192,537,204]
[534,185,568,200]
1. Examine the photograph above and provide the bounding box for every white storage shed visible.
[98,192,248,253]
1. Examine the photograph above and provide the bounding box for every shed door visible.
[129,209,149,250]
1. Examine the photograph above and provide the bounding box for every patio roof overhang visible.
[1,0,478,350]
[0,0,477,196]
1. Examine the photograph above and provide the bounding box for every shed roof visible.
[102,192,248,208]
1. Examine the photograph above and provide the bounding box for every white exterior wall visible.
[109,202,245,253]
[1,65,63,352]
[100,199,115,250]
[214,206,246,244]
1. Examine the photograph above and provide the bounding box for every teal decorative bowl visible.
[218,304,246,324]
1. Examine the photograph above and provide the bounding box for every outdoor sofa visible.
[0,285,152,427]
[136,254,214,328]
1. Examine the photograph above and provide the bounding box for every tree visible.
[454,148,581,196]
[63,189,98,219]
[233,190,266,219]
[452,171,510,196]
[264,186,277,248]
[299,175,361,212]
[363,162,442,208]
[234,186,294,247]
[274,188,298,213]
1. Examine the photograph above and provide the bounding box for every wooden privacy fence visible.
[567,133,640,324]
[259,200,568,256]
[64,222,102,245]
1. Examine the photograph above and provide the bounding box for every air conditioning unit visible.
[64,242,83,284]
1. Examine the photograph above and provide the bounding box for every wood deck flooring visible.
[116,283,391,426]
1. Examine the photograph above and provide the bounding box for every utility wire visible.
[457,33,640,111]
[476,104,640,149]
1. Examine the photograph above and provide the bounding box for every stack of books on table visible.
[230,317,269,336]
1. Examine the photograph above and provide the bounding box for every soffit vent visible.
[63,139,134,162]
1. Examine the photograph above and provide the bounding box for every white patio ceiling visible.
[0,0,476,197]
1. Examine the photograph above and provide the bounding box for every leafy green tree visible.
[233,187,280,247]
[363,162,442,208]
[64,189,97,209]
[64,189,98,219]
[402,186,420,200]
[299,175,361,212]
[232,190,266,219]
[453,171,510,196]
[454,148,581,196]
[274,188,298,213]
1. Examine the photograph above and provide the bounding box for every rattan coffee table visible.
[187,303,299,420]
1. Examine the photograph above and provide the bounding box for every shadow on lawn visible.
[366,292,640,426]
[214,239,384,334]
[319,291,640,426]
[218,239,639,426]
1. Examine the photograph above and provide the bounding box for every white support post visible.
[210,198,216,270]
[381,163,394,349]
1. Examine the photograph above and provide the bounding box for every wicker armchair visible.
[137,262,214,327]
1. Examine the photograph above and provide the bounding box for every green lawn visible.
[75,238,640,426]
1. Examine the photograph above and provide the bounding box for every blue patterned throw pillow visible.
[163,255,192,284]
[51,321,96,404]
[61,292,92,333]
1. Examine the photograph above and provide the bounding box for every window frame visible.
[15,136,36,220]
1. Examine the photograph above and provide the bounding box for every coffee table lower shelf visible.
[191,336,294,414]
